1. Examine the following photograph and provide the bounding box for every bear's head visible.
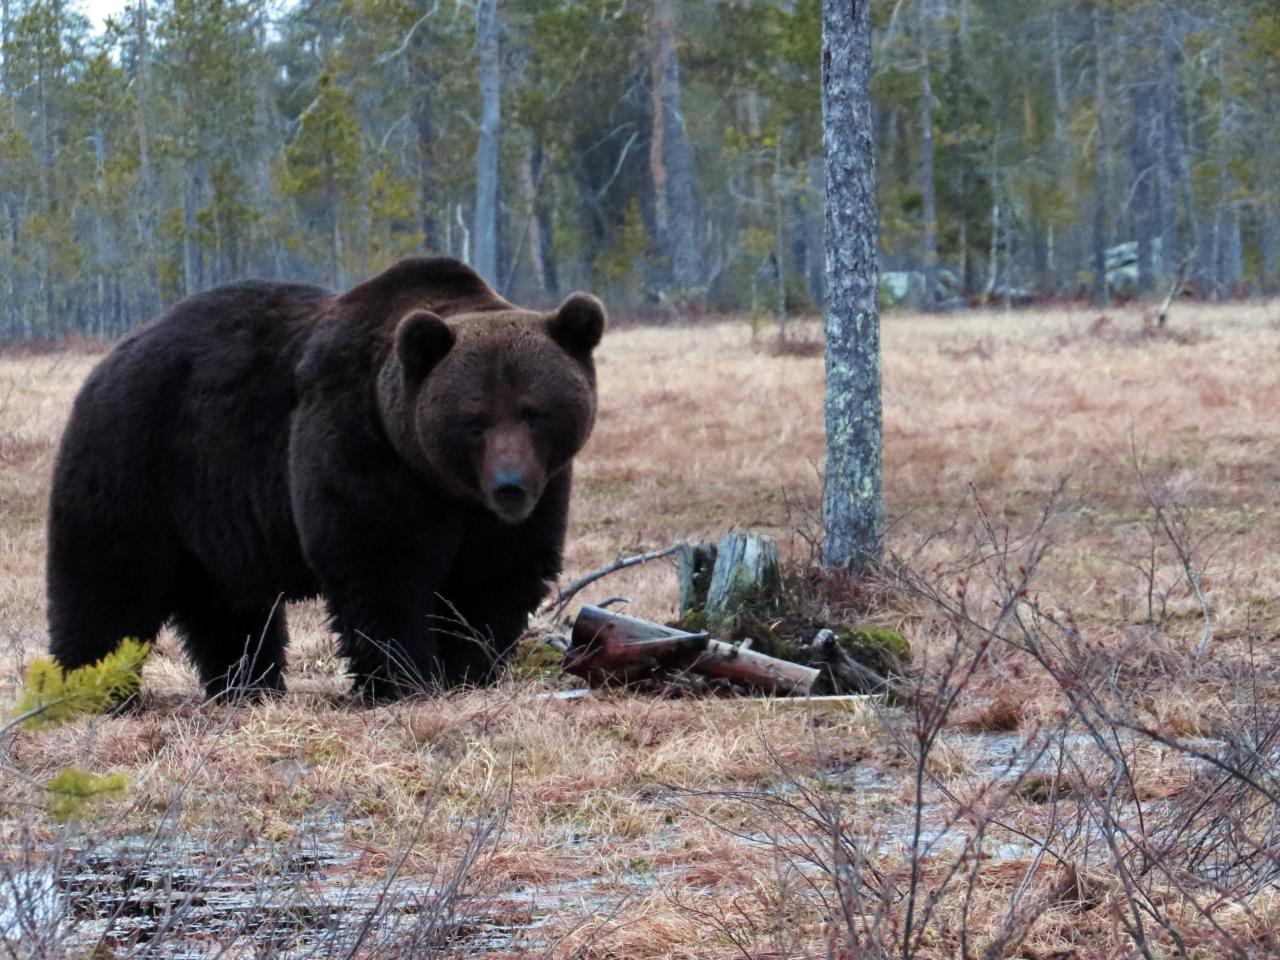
[379,292,605,524]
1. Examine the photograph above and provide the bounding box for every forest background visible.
[0,0,1277,340]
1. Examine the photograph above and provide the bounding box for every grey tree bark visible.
[1,0,9,83]
[649,0,700,292]
[919,0,939,309]
[1212,45,1242,299]
[822,0,883,571]
[134,0,158,310]
[474,0,500,283]
[1262,88,1279,294]
[409,22,442,252]
[773,139,787,335]
[1160,9,1201,284]
[1091,6,1110,308]
[518,139,547,298]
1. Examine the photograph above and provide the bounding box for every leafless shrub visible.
[669,473,1279,957]
[937,336,996,362]
[1054,312,1213,349]
[764,333,825,358]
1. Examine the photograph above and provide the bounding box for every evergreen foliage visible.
[13,638,151,726]
[0,0,1275,339]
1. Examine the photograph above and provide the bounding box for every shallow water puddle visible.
[1,835,468,957]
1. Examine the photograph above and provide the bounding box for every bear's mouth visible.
[486,484,536,525]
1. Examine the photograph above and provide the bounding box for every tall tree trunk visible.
[1,0,10,85]
[474,0,500,282]
[822,0,883,571]
[93,122,107,335]
[806,157,825,304]
[1212,46,1239,299]
[1091,6,1110,308]
[1160,5,1201,286]
[919,2,938,309]
[517,136,551,299]
[773,139,787,334]
[37,36,55,331]
[1262,90,1280,294]
[1262,208,1279,296]
[135,0,157,315]
[409,36,442,252]
[531,138,559,296]
[326,164,345,289]
[649,0,700,293]
[1133,80,1157,296]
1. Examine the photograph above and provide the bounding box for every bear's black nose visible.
[490,471,530,517]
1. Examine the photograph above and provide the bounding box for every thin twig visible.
[544,544,682,620]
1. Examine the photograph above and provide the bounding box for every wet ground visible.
[1,726,1224,958]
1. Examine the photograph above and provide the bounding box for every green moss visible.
[506,638,565,681]
[723,612,799,659]
[46,767,129,821]
[675,608,709,633]
[835,624,912,672]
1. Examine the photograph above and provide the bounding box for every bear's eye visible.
[462,417,487,439]
[519,407,544,425]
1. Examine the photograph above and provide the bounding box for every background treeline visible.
[0,0,1277,339]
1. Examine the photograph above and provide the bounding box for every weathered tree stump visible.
[676,542,717,617]
[704,533,782,624]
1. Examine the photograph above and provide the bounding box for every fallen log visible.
[565,605,707,683]
[564,605,819,696]
[678,639,819,696]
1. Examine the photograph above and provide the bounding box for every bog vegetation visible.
[0,0,1278,340]
[3,303,1280,956]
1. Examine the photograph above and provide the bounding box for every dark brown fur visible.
[46,258,604,700]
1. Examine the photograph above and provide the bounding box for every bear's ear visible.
[547,293,606,356]
[394,309,455,383]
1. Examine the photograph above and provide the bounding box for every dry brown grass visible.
[3,299,1280,957]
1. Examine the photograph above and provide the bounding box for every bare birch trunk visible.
[1160,7,1201,284]
[1212,46,1241,299]
[519,139,547,298]
[919,3,938,309]
[649,0,700,292]
[1091,7,1110,308]
[1049,12,1074,295]
[773,140,787,335]
[135,0,158,311]
[408,27,442,252]
[326,164,345,289]
[1262,89,1279,294]
[1,0,9,86]
[822,0,883,571]
[474,0,500,282]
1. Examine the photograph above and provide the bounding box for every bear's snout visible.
[482,426,543,524]
[490,470,531,518]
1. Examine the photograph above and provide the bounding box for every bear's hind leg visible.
[47,537,171,675]
[173,599,288,701]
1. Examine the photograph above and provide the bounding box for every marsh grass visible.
[2,299,1280,956]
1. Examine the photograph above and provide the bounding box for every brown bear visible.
[46,257,604,700]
